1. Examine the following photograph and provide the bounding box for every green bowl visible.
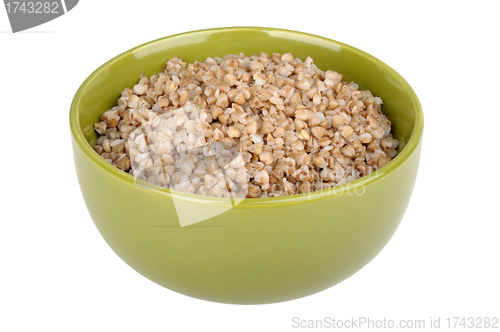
[70,27,423,304]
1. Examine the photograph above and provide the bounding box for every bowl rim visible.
[69,26,423,207]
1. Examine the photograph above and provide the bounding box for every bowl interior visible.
[73,27,422,193]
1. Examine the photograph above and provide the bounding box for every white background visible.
[1,1,499,331]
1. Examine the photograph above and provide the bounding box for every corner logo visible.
[3,0,79,33]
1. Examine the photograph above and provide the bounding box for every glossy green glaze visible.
[70,27,423,304]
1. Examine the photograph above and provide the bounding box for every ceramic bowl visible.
[70,27,423,304]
